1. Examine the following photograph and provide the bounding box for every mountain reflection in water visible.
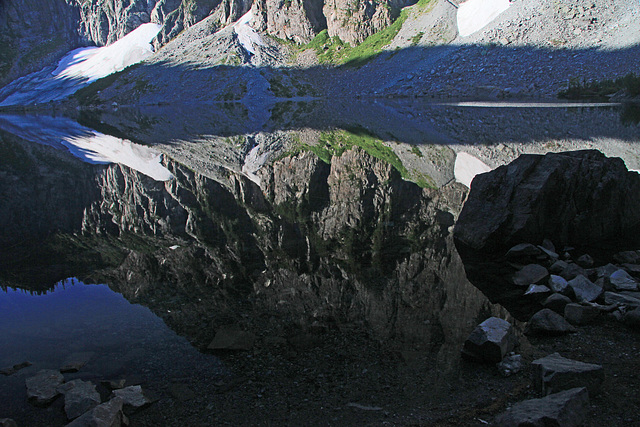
[0,100,637,424]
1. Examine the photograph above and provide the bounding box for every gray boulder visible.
[58,379,101,420]
[563,303,600,325]
[548,275,571,295]
[531,353,604,396]
[604,291,640,307]
[497,354,523,377]
[112,385,152,408]
[609,269,639,291]
[512,264,549,287]
[461,317,518,363]
[567,275,602,303]
[549,260,569,275]
[543,293,572,314]
[524,309,577,336]
[559,263,587,281]
[25,369,64,405]
[493,387,589,427]
[67,397,125,427]
[576,254,594,268]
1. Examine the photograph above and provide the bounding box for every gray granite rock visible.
[524,284,551,296]
[513,264,549,287]
[506,243,542,260]
[604,291,640,307]
[543,293,572,314]
[462,317,518,363]
[25,369,64,405]
[58,379,101,420]
[567,275,602,303]
[493,387,589,427]
[531,353,604,396]
[564,303,600,325]
[67,397,125,427]
[609,269,639,291]
[524,309,577,336]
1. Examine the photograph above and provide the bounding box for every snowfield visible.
[233,10,264,55]
[0,114,173,181]
[457,0,511,37]
[454,151,492,187]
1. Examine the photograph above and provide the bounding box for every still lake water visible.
[0,100,638,424]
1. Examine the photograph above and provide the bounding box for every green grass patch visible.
[410,145,423,157]
[559,73,640,100]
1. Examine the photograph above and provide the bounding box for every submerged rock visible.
[58,379,101,420]
[67,397,125,427]
[493,387,589,427]
[25,369,64,405]
[531,353,604,396]
[461,317,518,363]
[0,361,32,376]
[524,309,577,336]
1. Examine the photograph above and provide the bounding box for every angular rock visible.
[512,264,549,287]
[622,263,640,277]
[493,387,589,427]
[537,245,559,261]
[60,352,94,374]
[1,361,32,376]
[596,263,619,279]
[559,263,587,281]
[541,238,556,253]
[563,303,599,325]
[26,369,64,405]
[67,397,125,427]
[112,385,152,408]
[531,353,604,396]
[549,260,569,275]
[614,250,640,265]
[567,275,602,303]
[461,317,518,363]
[506,243,542,260]
[497,354,522,377]
[101,379,127,390]
[543,293,572,314]
[524,284,551,296]
[604,291,640,307]
[548,275,571,295]
[58,379,101,420]
[524,309,577,336]
[208,325,256,351]
[576,254,594,268]
[609,269,639,291]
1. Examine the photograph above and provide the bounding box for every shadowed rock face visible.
[0,128,503,353]
[454,150,640,320]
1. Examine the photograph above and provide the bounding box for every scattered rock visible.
[112,385,153,408]
[537,245,559,261]
[0,361,32,376]
[549,260,569,275]
[60,352,94,373]
[512,264,549,287]
[524,309,577,336]
[576,254,594,268]
[596,263,619,279]
[548,275,571,296]
[461,317,518,363]
[67,397,125,427]
[58,379,101,420]
[524,284,551,296]
[25,369,64,405]
[497,354,523,377]
[604,291,640,307]
[564,303,600,325]
[493,387,589,427]
[567,275,602,303]
[531,353,604,396]
[609,269,639,291]
[543,293,572,314]
[559,263,587,281]
[208,325,256,351]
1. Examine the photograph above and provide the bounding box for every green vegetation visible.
[559,73,640,100]
[411,31,424,46]
[410,145,423,157]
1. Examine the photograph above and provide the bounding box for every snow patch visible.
[0,114,173,182]
[457,0,511,38]
[454,151,492,188]
[233,11,264,55]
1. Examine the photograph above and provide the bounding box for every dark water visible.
[0,100,638,424]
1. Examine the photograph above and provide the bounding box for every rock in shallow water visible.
[493,387,589,427]
[58,379,101,420]
[25,369,64,405]
[461,317,518,363]
[67,397,125,427]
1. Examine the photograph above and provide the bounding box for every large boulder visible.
[461,317,518,363]
[454,151,640,320]
[524,309,577,336]
[493,387,589,427]
[58,379,101,420]
[531,353,604,396]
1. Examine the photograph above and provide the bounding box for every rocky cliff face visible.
[0,0,82,87]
